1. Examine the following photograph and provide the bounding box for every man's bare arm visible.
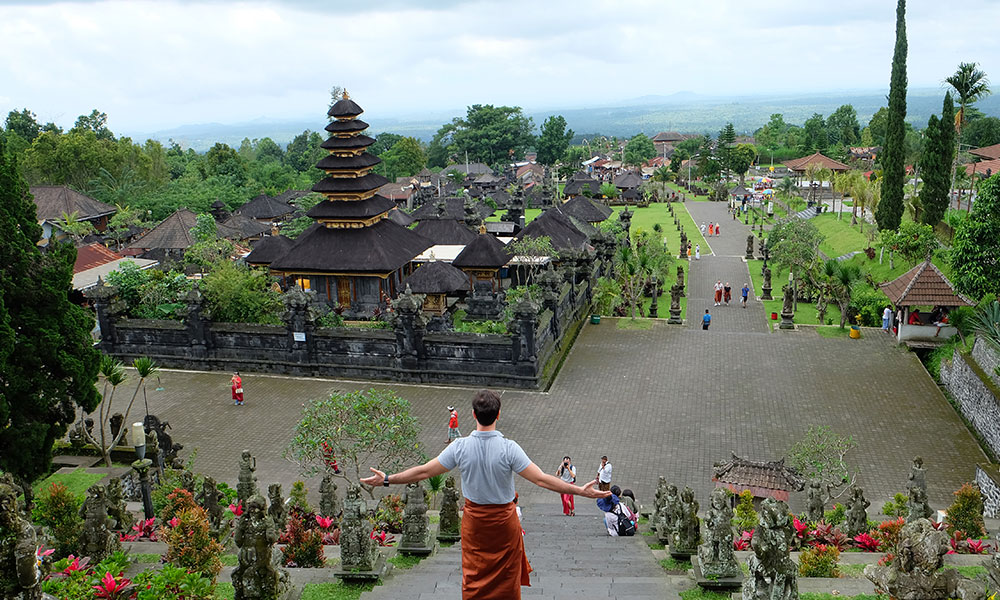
[517,463,610,498]
[359,459,449,488]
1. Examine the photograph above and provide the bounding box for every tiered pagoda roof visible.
[560,196,612,224]
[269,94,431,275]
[452,233,512,269]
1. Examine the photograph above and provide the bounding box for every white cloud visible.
[0,0,997,133]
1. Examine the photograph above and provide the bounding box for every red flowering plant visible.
[46,554,90,580]
[281,514,325,568]
[227,503,243,517]
[370,529,396,546]
[93,572,132,600]
[949,530,993,554]
[810,523,850,551]
[733,529,753,551]
[314,515,340,545]
[852,532,881,552]
[120,517,159,542]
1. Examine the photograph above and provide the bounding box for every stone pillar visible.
[649,276,659,318]
[537,265,562,341]
[679,230,688,260]
[391,286,428,371]
[85,277,118,352]
[779,284,795,330]
[668,284,683,324]
[745,235,755,260]
[282,285,317,365]
[511,296,539,374]
[184,283,210,358]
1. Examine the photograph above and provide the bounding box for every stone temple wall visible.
[941,339,1000,457]
[975,464,1000,518]
[972,338,1000,388]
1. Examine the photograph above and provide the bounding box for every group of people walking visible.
[700,221,722,237]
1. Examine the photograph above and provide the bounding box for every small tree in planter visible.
[78,356,158,467]
[945,483,986,538]
[160,505,223,583]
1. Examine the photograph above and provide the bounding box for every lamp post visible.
[131,422,154,520]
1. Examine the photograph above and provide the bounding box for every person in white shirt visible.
[597,456,613,491]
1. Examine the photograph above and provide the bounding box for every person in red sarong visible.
[230,371,243,406]
[361,389,609,600]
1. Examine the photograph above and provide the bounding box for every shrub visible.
[853,532,881,552]
[945,483,986,538]
[881,492,908,518]
[849,284,890,327]
[798,544,840,577]
[876,517,905,555]
[289,481,311,513]
[32,482,83,558]
[732,490,758,532]
[374,493,405,533]
[152,469,195,516]
[281,514,325,568]
[43,551,131,598]
[160,506,224,583]
[160,487,199,523]
[823,503,846,527]
[132,564,215,600]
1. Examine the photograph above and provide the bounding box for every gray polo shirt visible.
[437,430,532,505]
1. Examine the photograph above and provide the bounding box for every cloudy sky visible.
[1,0,998,134]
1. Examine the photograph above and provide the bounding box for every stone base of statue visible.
[436,531,461,543]
[334,554,389,584]
[762,284,772,300]
[398,530,436,556]
[693,556,743,592]
[668,306,682,325]
[669,544,696,561]
[779,311,795,330]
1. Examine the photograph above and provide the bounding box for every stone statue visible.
[697,488,740,579]
[806,480,825,523]
[762,266,773,300]
[0,479,47,600]
[78,484,120,563]
[652,477,669,518]
[746,235,755,259]
[105,478,133,532]
[864,518,983,600]
[399,483,433,555]
[237,450,257,504]
[844,486,871,537]
[658,483,682,544]
[744,498,798,600]
[68,418,95,450]
[679,231,688,260]
[676,265,685,293]
[318,475,341,519]
[671,487,700,558]
[907,485,933,523]
[109,413,125,445]
[233,495,290,600]
[179,470,196,495]
[267,484,288,533]
[438,477,462,542]
[196,477,225,530]
[908,457,927,493]
[779,284,795,329]
[668,284,683,324]
[339,485,378,572]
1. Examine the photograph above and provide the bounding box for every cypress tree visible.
[919,93,955,226]
[0,135,100,504]
[876,0,907,231]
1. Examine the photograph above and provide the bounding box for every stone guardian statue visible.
[744,498,798,600]
[233,495,290,600]
[697,488,741,582]
[438,477,462,542]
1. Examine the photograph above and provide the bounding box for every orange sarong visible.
[460,499,532,599]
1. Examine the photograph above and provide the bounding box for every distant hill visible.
[131,88,1000,152]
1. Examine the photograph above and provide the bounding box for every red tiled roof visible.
[965,158,1000,176]
[879,260,975,307]
[970,143,1000,160]
[712,453,805,497]
[783,152,850,172]
[73,243,122,273]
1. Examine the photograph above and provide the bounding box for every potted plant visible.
[850,313,862,339]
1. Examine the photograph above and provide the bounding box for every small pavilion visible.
[713,453,805,504]
[782,152,850,175]
[401,262,470,316]
[879,260,975,347]
[452,232,513,291]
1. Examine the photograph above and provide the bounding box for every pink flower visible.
[228,503,244,517]
[93,572,132,599]
[852,532,881,552]
[168,517,179,528]
[316,515,335,529]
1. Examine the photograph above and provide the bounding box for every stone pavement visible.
[362,501,686,600]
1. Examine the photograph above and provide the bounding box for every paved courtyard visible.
[128,201,986,513]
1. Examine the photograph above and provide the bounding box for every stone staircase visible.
[361,501,683,599]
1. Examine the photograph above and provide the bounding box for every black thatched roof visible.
[307,196,396,219]
[245,235,295,266]
[320,134,375,150]
[325,119,369,133]
[563,175,602,197]
[235,194,295,220]
[269,219,431,273]
[452,233,511,269]
[403,261,470,294]
[614,171,642,189]
[513,208,590,251]
[328,96,363,118]
[126,209,206,250]
[315,153,381,170]
[387,208,415,227]
[221,213,271,238]
[440,163,493,177]
[273,190,311,205]
[560,196,612,223]
[312,172,390,195]
[30,186,116,222]
[412,219,478,245]
[409,198,494,221]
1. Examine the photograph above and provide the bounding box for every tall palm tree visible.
[850,175,881,234]
[833,172,853,221]
[947,62,992,195]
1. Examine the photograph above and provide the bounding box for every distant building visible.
[30,186,117,244]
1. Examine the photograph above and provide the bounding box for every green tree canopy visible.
[918,93,956,226]
[434,105,535,169]
[536,115,573,166]
[378,137,426,181]
[876,0,908,232]
[867,107,889,147]
[5,108,41,143]
[623,133,656,168]
[72,109,114,141]
[826,104,861,147]
[950,174,1000,300]
[802,113,828,153]
[0,135,101,500]
[964,116,1000,148]
[767,218,824,277]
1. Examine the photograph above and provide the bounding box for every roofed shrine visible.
[267,94,432,315]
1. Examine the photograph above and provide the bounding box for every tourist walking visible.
[724,282,732,306]
[707,223,714,236]
[700,222,706,235]
[882,306,893,333]
[702,309,711,330]
[447,405,460,444]
[695,244,700,260]
[557,456,577,515]
[741,283,749,308]
[714,280,723,306]
[687,243,692,260]
[715,223,721,236]
[230,372,244,406]
[361,390,608,600]
[596,456,613,491]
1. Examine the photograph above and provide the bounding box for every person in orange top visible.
[230,372,244,406]
[447,405,460,444]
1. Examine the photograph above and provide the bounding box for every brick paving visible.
[131,200,987,518]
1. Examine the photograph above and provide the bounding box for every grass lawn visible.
[388,554,426,569]
[661,557,692,573]
[216,582,235,600]
[666,181,710,201]
[32,468,106,500]
[816,325,852,338]
[812,213,872,259]
[299,582,376,600]
[746,260,842,329]
[616,318,654,330]
[840,248,953,285]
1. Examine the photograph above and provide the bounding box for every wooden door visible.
[337,278,351,306]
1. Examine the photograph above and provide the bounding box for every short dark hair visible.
[601,455,608,461]
[622,489,635,500]
[611,485,621,497]
[472,389,501,425]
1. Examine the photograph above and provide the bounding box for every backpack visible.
[615,505,636,537]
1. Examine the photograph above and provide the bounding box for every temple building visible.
[268,94,432,314]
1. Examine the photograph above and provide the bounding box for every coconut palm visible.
[850,175,880,234]
[947,62,992,194]
[833,172,853,221]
